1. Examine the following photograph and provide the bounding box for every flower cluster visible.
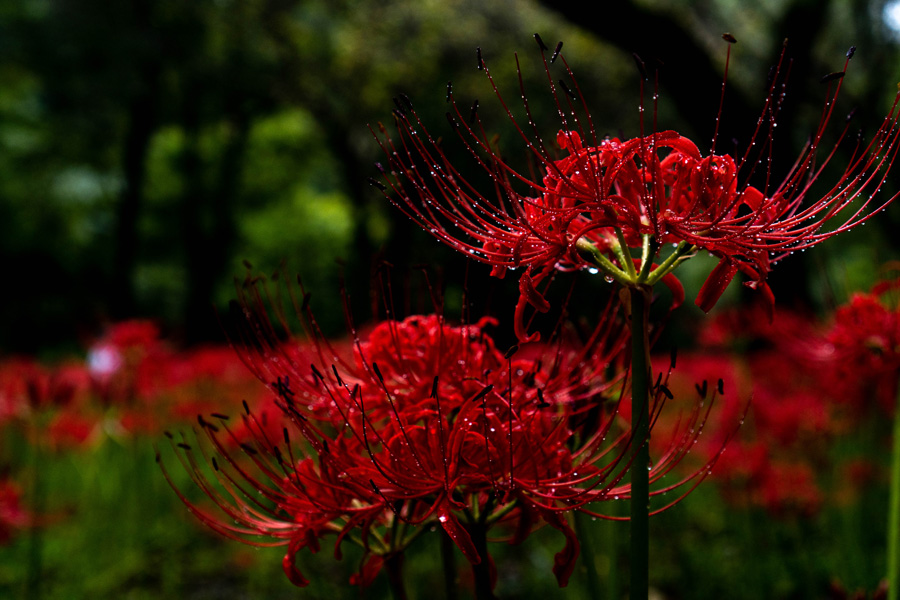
[162,274,724,589]
[673,280,900,516]
[820,275,900,414]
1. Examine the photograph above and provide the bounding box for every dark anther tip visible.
[632,53,648,80]
[820,71,845,83]
[695,380,708,398]
[504,344,519,359]
[722,33,737,44]
[239,443,258,456]
[476,47,484,70]
[551,41,563,64]
[367,177,386,191]
[197,415,219,432]
[242,259,253,270]
[471,384,494,403]
[372,362,384,384]
[534,33,548,51]
[558,80,576,100]
[847,46,856,59]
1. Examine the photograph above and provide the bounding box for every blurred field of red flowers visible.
[0,269,897,598]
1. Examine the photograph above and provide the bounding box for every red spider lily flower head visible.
[0,359,64,421]
[821,272,900,413]
[163,274,729,591]
[24,362,91,412]
[0,476,29,545]
[373,35,900,322]
[87,319,166,407]
[0,358,98,449]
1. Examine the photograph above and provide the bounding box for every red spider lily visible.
[372,35,900,319]
[162,276,729,591]
[0,358,91,417]
[82,321,270,434]
[674,307,858,516]
[0,476,29,545]
[87,320,165,406]
[0,358,100,450]
[820,275,900,414]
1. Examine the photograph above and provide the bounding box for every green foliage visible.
[0,426,892,599]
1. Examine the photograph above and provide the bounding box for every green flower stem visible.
[637,236,656,283]
[575,238,631,286]
[614,228,637,279]
[646,241,695,286]
[574,510,601,595]
[25,427,44,600]
[385,553,409,600]
[440,528,459,600]
[888,382,900,600]
[467,519,497,600]
[629,285,652,600]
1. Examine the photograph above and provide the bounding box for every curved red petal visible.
[349,553,385,587]
[696,259,738,313]
[282,551,310,587]
[438,501,480,564]
[540,509,580,587]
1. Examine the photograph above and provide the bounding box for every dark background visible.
[4,0,899,354]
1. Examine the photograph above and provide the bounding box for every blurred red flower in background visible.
[820,275,900,415]
[0,476,29,545]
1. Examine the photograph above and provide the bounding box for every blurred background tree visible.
[2,0,899,353]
